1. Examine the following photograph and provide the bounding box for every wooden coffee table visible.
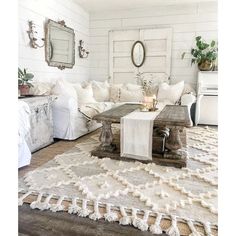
[91,104,192,168]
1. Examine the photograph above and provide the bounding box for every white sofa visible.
[47,79,196,140]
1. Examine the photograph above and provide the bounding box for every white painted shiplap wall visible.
[19,0,90,83]
[89,2,218,87]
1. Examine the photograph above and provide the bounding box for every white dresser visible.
[195,71,218,125]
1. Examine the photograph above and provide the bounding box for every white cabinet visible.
[20,96,54,152]
[195,72,218,125]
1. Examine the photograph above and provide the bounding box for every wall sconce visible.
[78,40,89,58]
[27,21,44,49]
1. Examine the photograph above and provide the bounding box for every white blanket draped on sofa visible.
[18,101,31,168]
[120,111,160,161]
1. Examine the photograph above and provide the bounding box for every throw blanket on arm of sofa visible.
[78,102,114,120]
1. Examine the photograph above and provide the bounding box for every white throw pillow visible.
[125,83,143,91]
[51,79,77,100]
[73,83,97,105]
[110,84,124,102]
[91,80,110,102]
[119,87,144,102]
[157,81,184,104]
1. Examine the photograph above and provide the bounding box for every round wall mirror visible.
[131,41,145,67]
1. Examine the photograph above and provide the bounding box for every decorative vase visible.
[198,60,213,71]
[19,85,30,96]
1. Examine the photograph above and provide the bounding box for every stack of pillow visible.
[29,78,194,106]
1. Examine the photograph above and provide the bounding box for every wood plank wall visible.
[89,2,218,88]
[19,0,90,84]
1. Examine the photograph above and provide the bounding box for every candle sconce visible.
[78,40,89,58]
[27,21,45,49]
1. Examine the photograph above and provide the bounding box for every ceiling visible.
[75,0,217,13]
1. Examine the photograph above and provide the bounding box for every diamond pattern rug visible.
[18,126,218,235]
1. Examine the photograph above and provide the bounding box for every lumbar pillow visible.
[125,83,143,91]
[91,80,110,102]
[51,79,77,100]
[119,87,144,102]
[73,83,97,105]
[157,81,184,104]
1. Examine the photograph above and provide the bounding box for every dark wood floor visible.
[19,204,161,236]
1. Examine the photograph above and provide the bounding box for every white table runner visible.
[120,111,160,161]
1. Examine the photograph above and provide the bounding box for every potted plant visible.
[18,67,34,95]
[182,36,218,71]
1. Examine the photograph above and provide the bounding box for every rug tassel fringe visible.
[68,197,80,214]
[38,194,53,210]
[104,203,118,222]
[30,192,43,209]
[89,200,102,220]
[187,220,202,236]
[149,213,163,234]
[77,199,91,217]
[18,191,32,206]
[204,222,213,236]
[133,209,150,231]
[119,206,132,225]
[50,196,65,212]
[166,215,180,236]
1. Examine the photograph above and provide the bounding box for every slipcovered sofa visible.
[31,79,196,140]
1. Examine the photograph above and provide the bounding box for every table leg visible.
[99,121,115,152]
[164,126,186,160]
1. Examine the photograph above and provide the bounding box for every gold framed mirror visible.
[131,41,145,67]
[45,19,75,70]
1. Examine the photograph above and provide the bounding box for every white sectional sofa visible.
[30,79,196,140]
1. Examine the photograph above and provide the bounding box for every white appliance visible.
[195,71,218,125]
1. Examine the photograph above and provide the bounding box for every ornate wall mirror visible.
[45,19,75,70]
[131,41,145,67]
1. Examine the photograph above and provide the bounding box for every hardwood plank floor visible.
[19,204,159,236]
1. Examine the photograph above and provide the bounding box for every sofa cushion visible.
[157,81,184,104]
[51,79,77,100]
[119,87,144,102]
[73,83,97,105]
[91,80,110,102]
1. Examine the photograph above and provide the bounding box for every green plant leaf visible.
[211,40,216,47]
[191,59,196,65]
[25,73,34,79]
[18,68,24,77]
[196,36,201,41]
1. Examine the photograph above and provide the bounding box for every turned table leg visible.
[164,126,186,160]
[165,126,182,151]
[99,121,115,152]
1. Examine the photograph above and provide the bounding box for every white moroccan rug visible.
[18,126,218,236]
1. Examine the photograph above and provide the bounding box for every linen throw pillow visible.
[110,84,124,102]
[51,79,77,100]
[119,87,144,102]
[91,80,110,102]
[125,83,143,91]
[157,81,185,104]
[73,83,97,105]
